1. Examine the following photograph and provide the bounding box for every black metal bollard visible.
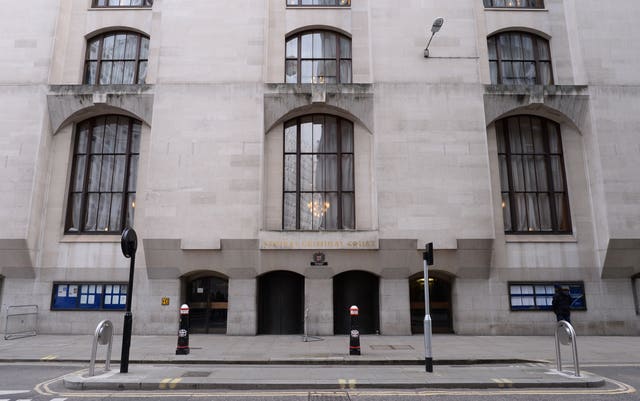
[349,305,361,355]
[175,304,190,355]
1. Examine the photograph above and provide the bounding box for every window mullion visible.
[122,118,133,230]
[95,37,104,85]
[502,121,517,233]
[542,123,559,232]
[337,119,343,229]
[296,119,301,229]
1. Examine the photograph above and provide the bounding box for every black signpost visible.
[120,227,137,373]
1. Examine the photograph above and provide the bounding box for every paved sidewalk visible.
[2,334,638,390]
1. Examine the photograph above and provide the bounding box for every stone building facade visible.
[1,0,639,336]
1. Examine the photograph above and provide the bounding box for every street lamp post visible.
[423,242,434,372]
[120,227,137,373]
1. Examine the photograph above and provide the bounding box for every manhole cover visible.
[369,345,413,350]
[370,345,393,350]
[309,391,350,401]
[390,345,413,350]
[181,371,211,377]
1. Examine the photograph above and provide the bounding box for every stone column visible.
[304,278,333,336]
[379,278,411,335]
[226,278,257,335]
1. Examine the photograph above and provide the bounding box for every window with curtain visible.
[92,0,153,7]
[496,116,571,234]
[287,0,350,6]
[483,0,544,8]
[66,116,140,234]
[84,31,149,85]
[285,30,352,84]
[487,32,552,85]
[283,115,354,230]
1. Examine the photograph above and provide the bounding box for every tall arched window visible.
[84,31,149,85]
[285,30,352,84]
[283,115,354,230]
[487,31,552,85]
[66,116,141,233]
[496,115,571,234]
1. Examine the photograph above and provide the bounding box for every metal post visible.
[349,305,361,355]
[554,320,581,377]
[176,304,190,355]
[120,227,137,374]
[423,242,434,372]
[89,320,113,377]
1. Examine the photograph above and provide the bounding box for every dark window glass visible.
[66,116,141,234]
[496,116,570,234]
[488,32,552,85]
[285,31,352,84]
[84,31,149,85]
[483,0,544,8]
[283,115,355,230]
[93,0,153,7]
[287,0,350,6]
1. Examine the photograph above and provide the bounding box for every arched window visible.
[283,115,354,230]
[84,31,149,85]
[285,30,352,84]
[487,32,552,85]
[66,116,141,233]
[496,115,571,234]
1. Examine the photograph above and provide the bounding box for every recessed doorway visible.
[409,272,453,334]
[333,270,379,334]
[186,274,228,334]
[258,270,305,334]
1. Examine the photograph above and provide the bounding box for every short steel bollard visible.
[554,320,580,377]
[89,320,114,377]
[349,305,361,355]
[176,304,190,355]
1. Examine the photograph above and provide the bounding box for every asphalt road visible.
[0,362,638,401]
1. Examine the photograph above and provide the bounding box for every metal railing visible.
[4,304,38,340]
[89,320,114,376]
[554,320,580,377]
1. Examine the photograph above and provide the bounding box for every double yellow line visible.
[159,378,182,389]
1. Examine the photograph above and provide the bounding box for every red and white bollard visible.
[349,305,361,355]
[175,304,190,355]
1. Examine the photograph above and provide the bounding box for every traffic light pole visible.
[120,227,138,374]
[423,242,434,373]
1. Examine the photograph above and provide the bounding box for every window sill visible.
[60,235,121,243]
[286,6,350,9]
[505,234,576,243]
[484,8,547,11]
[89,7,152,11]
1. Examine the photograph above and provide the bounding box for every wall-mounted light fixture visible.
[424,17,444,58]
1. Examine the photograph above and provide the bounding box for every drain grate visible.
[181,371,211,377]
[309,391,351,401]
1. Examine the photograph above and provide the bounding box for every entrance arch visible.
[185,272,229,334]
[333,270,379,334]
[258,270,305,334]
[409,271,454,334]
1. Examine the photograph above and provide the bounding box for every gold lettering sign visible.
[161,297,170,306]
[261,238,377,249]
